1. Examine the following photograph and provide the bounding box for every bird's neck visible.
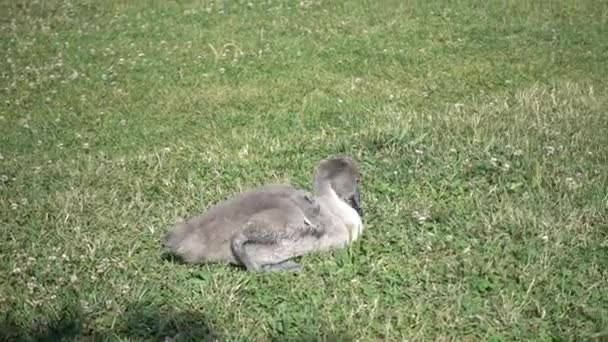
[315,181,362,241]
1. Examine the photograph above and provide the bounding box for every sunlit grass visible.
[1,0,607,340]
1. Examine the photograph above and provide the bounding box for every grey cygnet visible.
[161,156,363,272]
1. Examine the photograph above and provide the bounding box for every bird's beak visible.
[350,189,362,216]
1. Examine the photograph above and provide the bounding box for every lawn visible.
[1,0,607,340]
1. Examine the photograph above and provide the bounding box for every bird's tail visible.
[161,222,188,251]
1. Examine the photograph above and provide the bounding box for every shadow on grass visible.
[161,250,185,264]
[161,251,249,274]
[270,334,354,342]
[0,298,219,341]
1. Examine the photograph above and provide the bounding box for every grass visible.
[1,0,607,340]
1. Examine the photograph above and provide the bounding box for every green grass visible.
[1,0,607,340]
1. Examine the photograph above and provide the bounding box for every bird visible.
[161,156,362,272]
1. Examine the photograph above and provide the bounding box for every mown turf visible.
[1,0,607,341]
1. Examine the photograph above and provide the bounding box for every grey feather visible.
[162,156,362,272]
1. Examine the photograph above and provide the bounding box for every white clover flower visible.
[565,177,580,190]
[412,210,430,224]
